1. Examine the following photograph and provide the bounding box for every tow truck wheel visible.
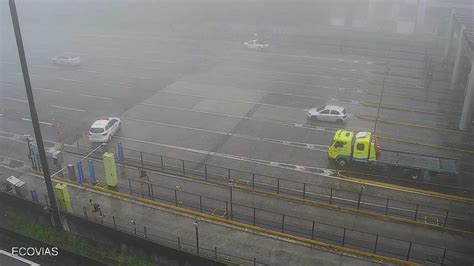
[336,158,347,168]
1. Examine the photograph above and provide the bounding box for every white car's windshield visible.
[90,128,104,133]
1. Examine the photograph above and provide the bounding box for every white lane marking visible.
[34,87,62,93]
[139,102,337,134]
[50,105,86,112]
[123,117,328,152]
[4,97,27,103]
[8,72,40,78]
[57,78,84,83]
[80,94,113,100]
[104,83,133,89]
[21,117,53,126]
[36,65,58,69]
[0,82,13,86]
[0,114,3,116]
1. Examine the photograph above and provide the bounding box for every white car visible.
[52,56,81,66]
[243,39,269,50]
[307,105,347,123]
[88,117,121,143]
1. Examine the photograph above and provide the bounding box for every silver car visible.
[52,56,81,66]
[307,105,347,123]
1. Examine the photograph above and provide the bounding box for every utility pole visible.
[9,0,61,229]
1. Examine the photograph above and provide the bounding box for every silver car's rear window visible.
[90,128,104,133]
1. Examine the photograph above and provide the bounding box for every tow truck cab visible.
[328,130,379,167]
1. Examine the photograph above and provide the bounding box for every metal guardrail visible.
[0,188,264,266]
[64,143,474,233]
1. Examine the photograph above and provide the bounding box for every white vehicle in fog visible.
[243,39,269,50]
[88,117,121,143]
[51,56,81,66]
[307,105,347,123]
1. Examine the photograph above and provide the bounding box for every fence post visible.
[228,168,231,181]
[144,226,147,239]
[406,242,412,260]
[182,160,185,175]
[83,207,88,219]
[178,237,181,249]
[342,228,347,246]
[252,173,255,189]
[253,208,256,225]
[329,188,333,204]
[254,258,256,266]
[281,214,285,233]
[160,155,164,171]
[113,216,116,229]
[357,191,362,210]
[175,190,178,207]
[128,179,132,195]
[311,221,315,240]
[140,152,144,168]
[443,210,449,227]
[277,178,280,194]
[199,196,203,213]
[385,199,389,215]
[205,164,208,180]
[303,183,306,199]
[132,220,137,236]
[441,248,447,265]
[373,235,379,254]
[230,187,233,219]
[214,247,217,260]
[225,202,228,219]
[414,204,419,221]
[150,183,155,200]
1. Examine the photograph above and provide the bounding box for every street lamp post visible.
[9,0,61,228]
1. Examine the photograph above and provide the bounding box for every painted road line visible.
[34,87,62,93]
[379,136,474,156]
[361,101,459,117]
[357,115,473,135]
[41,172,414,266]
[0,82,13,86]
[56,77,84,83]
[123,116,328,152]
[21,118,53,126]
[103,83,133,89]
[5,97,27,103]
[50,105,86,112]
[79,94,113,100]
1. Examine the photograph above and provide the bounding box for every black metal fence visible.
[0,188,263,266]
[120,177,448,265]
[77,144,474,233]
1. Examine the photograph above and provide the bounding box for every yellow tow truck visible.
[327,130,458,178]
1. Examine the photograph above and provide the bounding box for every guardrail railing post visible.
[406,242,412,260]
[443,210,449,227]
[303,183,306,199]
[178,237,181,249]
[342,228,346,246]
[214,247,217,260]
[128,179,132,195]
[253,258,256,266]
[205,164,208,180]
[113,216,116,230]
[144,226,147,239]
[311,221,315,240]
[83,207,88,219]
[228,168,231,181]
[373,235,379,254]
[385,199,389,215]
[225,202,229,219]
